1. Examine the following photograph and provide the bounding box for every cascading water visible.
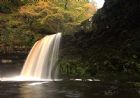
[20,33,61,80]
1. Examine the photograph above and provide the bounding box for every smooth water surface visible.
[0,81,140,98]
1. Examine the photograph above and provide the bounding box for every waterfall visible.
[20,33,61,80]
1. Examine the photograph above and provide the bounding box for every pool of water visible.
[0,81,140,98]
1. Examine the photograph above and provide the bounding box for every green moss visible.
[0,3,11,13]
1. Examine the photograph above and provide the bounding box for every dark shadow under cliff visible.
[73,0,140,80]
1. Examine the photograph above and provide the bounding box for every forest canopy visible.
[0,0,96,50]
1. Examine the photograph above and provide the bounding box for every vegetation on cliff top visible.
[0,0,96,52]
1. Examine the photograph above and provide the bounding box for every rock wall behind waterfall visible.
[74,0,140,80]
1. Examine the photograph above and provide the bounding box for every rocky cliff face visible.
[74,0,140,79]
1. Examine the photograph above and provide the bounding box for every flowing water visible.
[0,81,140,98]
[0,33,140,98]
[21,33,61,80]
